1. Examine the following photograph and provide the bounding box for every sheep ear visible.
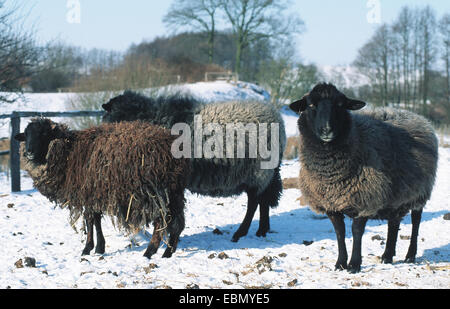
[289,97,308,113]
[346,99,366,111]
[102,103,112,112]
[14,133,25,141]
[51,126,65,139]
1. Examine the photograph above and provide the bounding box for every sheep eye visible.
[309,103,316,109]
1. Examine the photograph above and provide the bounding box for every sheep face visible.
[289,83,366,143]
[102,91,156,123]
[15,119,60,165]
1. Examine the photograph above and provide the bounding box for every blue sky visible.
[21,0,450,66]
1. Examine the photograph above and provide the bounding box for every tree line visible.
[353,5,450,125]
[2,1,448,126]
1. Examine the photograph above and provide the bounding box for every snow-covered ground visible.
[0,81,448,289]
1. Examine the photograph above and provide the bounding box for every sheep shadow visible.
[421,243,450,263]
[172,208,450,255]
[78,207,448,264]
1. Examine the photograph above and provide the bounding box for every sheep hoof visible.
[81,249,91,256]
[95,247,105,255]
[256,231,266,238]
[231,235,240,243]
[404,256,416,264]
[256,228,269,238]
[231,229,247,242]
[143,247,158,260]
[81,244,94,256]
[381,255,393,264]
[143,252,154,260]
[162,249,173,258]
[334,262,347,271]
[347,264,361,274]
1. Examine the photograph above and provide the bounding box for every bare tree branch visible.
[163,0,221,63]
[220,0,304,75]
[0,0,39,103]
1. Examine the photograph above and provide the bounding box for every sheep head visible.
[289,83,366,143]
[102,90,155,123]
[15,118,66,165]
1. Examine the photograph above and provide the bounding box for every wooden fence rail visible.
[1,111,104,192]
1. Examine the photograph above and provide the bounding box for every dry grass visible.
[282,177,298,189]
[283,136,300,160]
[0,138,9,173]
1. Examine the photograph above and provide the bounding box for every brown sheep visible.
[15,118,190,259]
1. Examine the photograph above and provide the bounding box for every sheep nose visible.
[321,127,332,136]
[319,126,335,142]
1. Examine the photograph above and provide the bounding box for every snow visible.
[319,65,370,89]
[174,80,271,103]
[0,92,77,139]
[0,81,449,289]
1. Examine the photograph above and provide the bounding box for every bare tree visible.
[439,13,450,105]
[0,0,38,103]
[354,24,392,107]
[418,6,438,111]
[393,6,414,108]
[220,0,303,75]
[163,0,221,64]
[257,40,320,107]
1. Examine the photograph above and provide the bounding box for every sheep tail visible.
[257,167,282,209]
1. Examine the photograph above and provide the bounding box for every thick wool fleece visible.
[298,107,438,220]
[22,120,190,233]
[188,100,286,199]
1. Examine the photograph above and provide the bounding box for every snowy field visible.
[0,81,448,289]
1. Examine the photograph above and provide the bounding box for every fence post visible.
[10,112,21,192]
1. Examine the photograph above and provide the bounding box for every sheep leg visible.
[82,214,95,256]
[404,209,422,263]
[327,212,348,270]
[381,218,400,264]
[256,203,270,238]
[143,221,163,259]
[348,217,368,273]
[163,213,185,258]
[93,213,105,255]
[162,228,181,259]
[232,188,258,242]
[256,168,281,238]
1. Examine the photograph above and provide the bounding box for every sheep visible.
[15,118,190,259]
[289,83,439,273]
[102,91,286,242]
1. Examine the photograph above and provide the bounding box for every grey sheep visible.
[289,83,438,273]
[102,91,286,242]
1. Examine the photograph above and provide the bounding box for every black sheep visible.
[290,83,439,273]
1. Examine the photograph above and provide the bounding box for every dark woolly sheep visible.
[15,118,190,259]
[289,83,438,273]
[102,91,286,242]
